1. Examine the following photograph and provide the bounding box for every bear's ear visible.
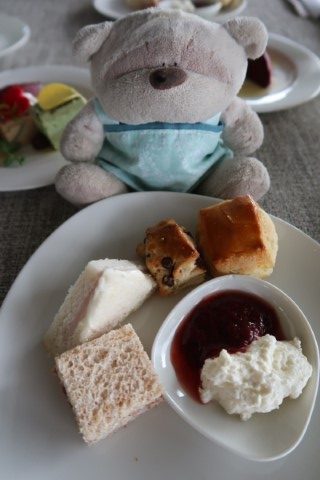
[223,17,268,60]
[73,22,113,62]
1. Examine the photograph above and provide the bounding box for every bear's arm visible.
[60,99,104,163]
[220,97,264,155]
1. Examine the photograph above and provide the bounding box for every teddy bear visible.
[56,8,270,206]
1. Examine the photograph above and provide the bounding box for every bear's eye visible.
[174,62,178,67]
[162,63,165,67]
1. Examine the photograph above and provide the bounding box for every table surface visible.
[0,0,319,305]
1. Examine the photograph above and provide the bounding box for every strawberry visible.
[0,85,31,122]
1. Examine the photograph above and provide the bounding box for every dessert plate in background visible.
[196,0,247,22]
[241,33,320,113]
[0,13,30,58]
[0,192,320,479]
[92,0,247,21]
[0,66,92,192]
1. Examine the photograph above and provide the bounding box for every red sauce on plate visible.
[171,290,286,402]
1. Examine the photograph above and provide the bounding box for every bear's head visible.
[74,9,267,124]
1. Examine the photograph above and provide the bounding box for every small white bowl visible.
[152,275,319,462]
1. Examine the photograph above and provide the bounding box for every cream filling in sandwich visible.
[44,259,156,356]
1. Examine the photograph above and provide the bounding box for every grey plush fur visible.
[57,9,270,206]
[56,163,128,206]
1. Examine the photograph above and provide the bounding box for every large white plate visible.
[93,0,247,21]
[241,33,320,113]
[0,191,320,480]
[0,13,30,58]
[0,66,92,192]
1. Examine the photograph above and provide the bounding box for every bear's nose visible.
[149,67,187,90]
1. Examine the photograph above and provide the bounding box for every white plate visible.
[1,192,320,480]
[241,33,320,113]
[0,13,30,58]
[0,65,92,192]
[93,0,247,21]
[196,0,247,22]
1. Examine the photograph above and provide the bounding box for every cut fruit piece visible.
[246,52,273,89]
[37,83,84,111]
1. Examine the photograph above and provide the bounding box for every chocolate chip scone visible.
[137,219,206,295]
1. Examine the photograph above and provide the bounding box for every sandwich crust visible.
[55,324,163,444]
[197,196,278,278]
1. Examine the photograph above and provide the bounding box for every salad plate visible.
[0,65,92,192]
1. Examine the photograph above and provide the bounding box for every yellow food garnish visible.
[37,83,82,111]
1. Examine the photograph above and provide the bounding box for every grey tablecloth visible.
[0,0,319,305]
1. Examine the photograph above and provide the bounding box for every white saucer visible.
[92,0,247,21]
[241,33,320,113]
[152,275,319,461]
[0,13,30,58]
[0,65,92,192]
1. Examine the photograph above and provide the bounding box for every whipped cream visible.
[200,334,312,420]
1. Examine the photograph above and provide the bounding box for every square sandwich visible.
[55,324,163,444]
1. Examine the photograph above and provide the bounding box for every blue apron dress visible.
[93,98,233,192]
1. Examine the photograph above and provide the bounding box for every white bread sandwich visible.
[44,259,156,356]
[197,196,278,278]
[55,324,164,444]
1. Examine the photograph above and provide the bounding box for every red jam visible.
[171,290,286,402]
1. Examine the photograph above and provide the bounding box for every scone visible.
[126,0,160,9]
[55,324,163,444]
[197,196,278,278]
[137,219,206,295]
